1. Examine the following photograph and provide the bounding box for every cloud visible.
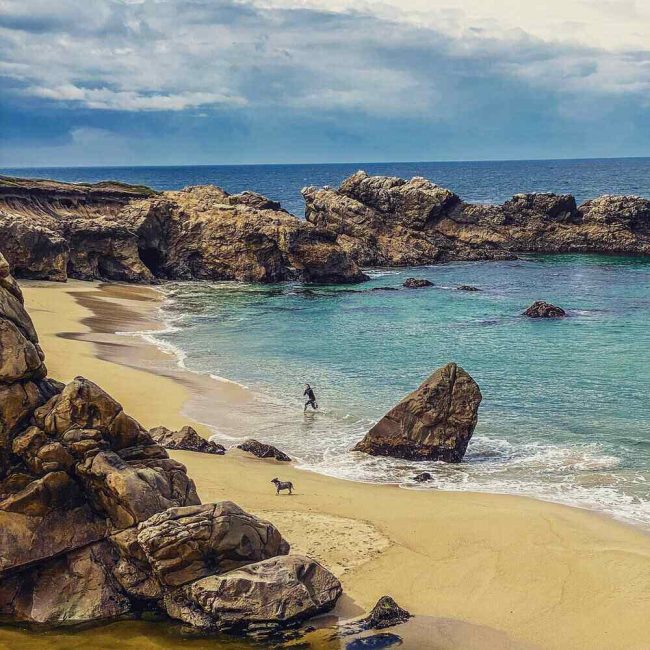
[0,0,648,119]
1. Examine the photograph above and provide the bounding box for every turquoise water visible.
[147,255,650,528]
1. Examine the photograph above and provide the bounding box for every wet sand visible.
[6,280,650,650]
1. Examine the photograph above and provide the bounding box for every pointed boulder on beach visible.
[353,363,482,463]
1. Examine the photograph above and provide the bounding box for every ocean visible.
[4,158,650,528]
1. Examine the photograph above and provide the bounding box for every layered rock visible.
[0,176,366,284]
[149,425,225,454]
[0,253,341,630]
[303,171,650,265]
[353,363,482,462]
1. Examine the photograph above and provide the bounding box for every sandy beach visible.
[14,279,650,650]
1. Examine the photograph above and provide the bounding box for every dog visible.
[271,477,293,495]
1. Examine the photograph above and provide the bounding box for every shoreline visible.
[17,279,650,650]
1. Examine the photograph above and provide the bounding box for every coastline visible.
[16,280,650,650]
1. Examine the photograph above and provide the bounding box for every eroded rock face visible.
[0,176,366,285]
[236,438,292,462]
[183,555,343,632]
[149,425,226,455]
[523,301,566,318]
[303,171,650,265]
[136,503,290,587]
[353,363,482,462]
[0,254,342,631]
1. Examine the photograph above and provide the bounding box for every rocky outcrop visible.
[403,278,433,288]
[303,171,650,265]
[0,252,341,631]
[0,176,366,285]
[236,438,292,462]
[523,301,566,318]
[149,425,225,454]
[353,363,482,462]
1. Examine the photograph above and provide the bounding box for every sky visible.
[1,0,649,166]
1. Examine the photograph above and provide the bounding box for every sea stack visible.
[353,363,482,462]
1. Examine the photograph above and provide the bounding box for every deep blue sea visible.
[4,159,649,527]
[3,157,650,215]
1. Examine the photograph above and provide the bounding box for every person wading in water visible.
[303,383,318,412]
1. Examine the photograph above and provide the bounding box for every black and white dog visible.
[271,477,294,495]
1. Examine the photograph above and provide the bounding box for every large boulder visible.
[182,555,342,632]
[149,425,225,455]
[353,363,482,462]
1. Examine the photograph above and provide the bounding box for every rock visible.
[457,285,480,291]
[346,633,404,649]
[402,278,433,288]
[0,176,366,285]
[182,555,342,632]
[0,541,131,624]
[413,472,432,482]
[361,596,412,630]
[0,251,341,633]
[236,438,291,462]
[136,502,290,587]
[149,425,225,455]
[353,363,482,462]
[303,171,650,265]
[523,301,566,318]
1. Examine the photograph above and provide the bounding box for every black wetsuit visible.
[304,387,317,410]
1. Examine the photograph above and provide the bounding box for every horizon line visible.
[1,154,650,171]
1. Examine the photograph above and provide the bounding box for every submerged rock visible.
[236,438,292,462]
[523,301,566,318]
[0,251,341,632]
[353,363,482,462]
[149,425,225,455]
[457,285,481,291]
[402,278,433,288]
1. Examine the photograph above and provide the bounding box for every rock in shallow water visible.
[523,301,566,318]
[353,363,482,462]
[402,278,433,288]
[236,438,291,462]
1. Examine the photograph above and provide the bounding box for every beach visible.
[12,279,650,650]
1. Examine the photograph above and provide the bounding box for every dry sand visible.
[9,280,650,650]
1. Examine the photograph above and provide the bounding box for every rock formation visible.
[149,425,225,454]
[236,438,292,462]
[523,301,566,318]
[0,252,341,630]
[0,176,366,285]
[303,171,650,265]
[457,285,481,291]
[413,472,432,482]
[353,363,482,462]
[403,278,433,288]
